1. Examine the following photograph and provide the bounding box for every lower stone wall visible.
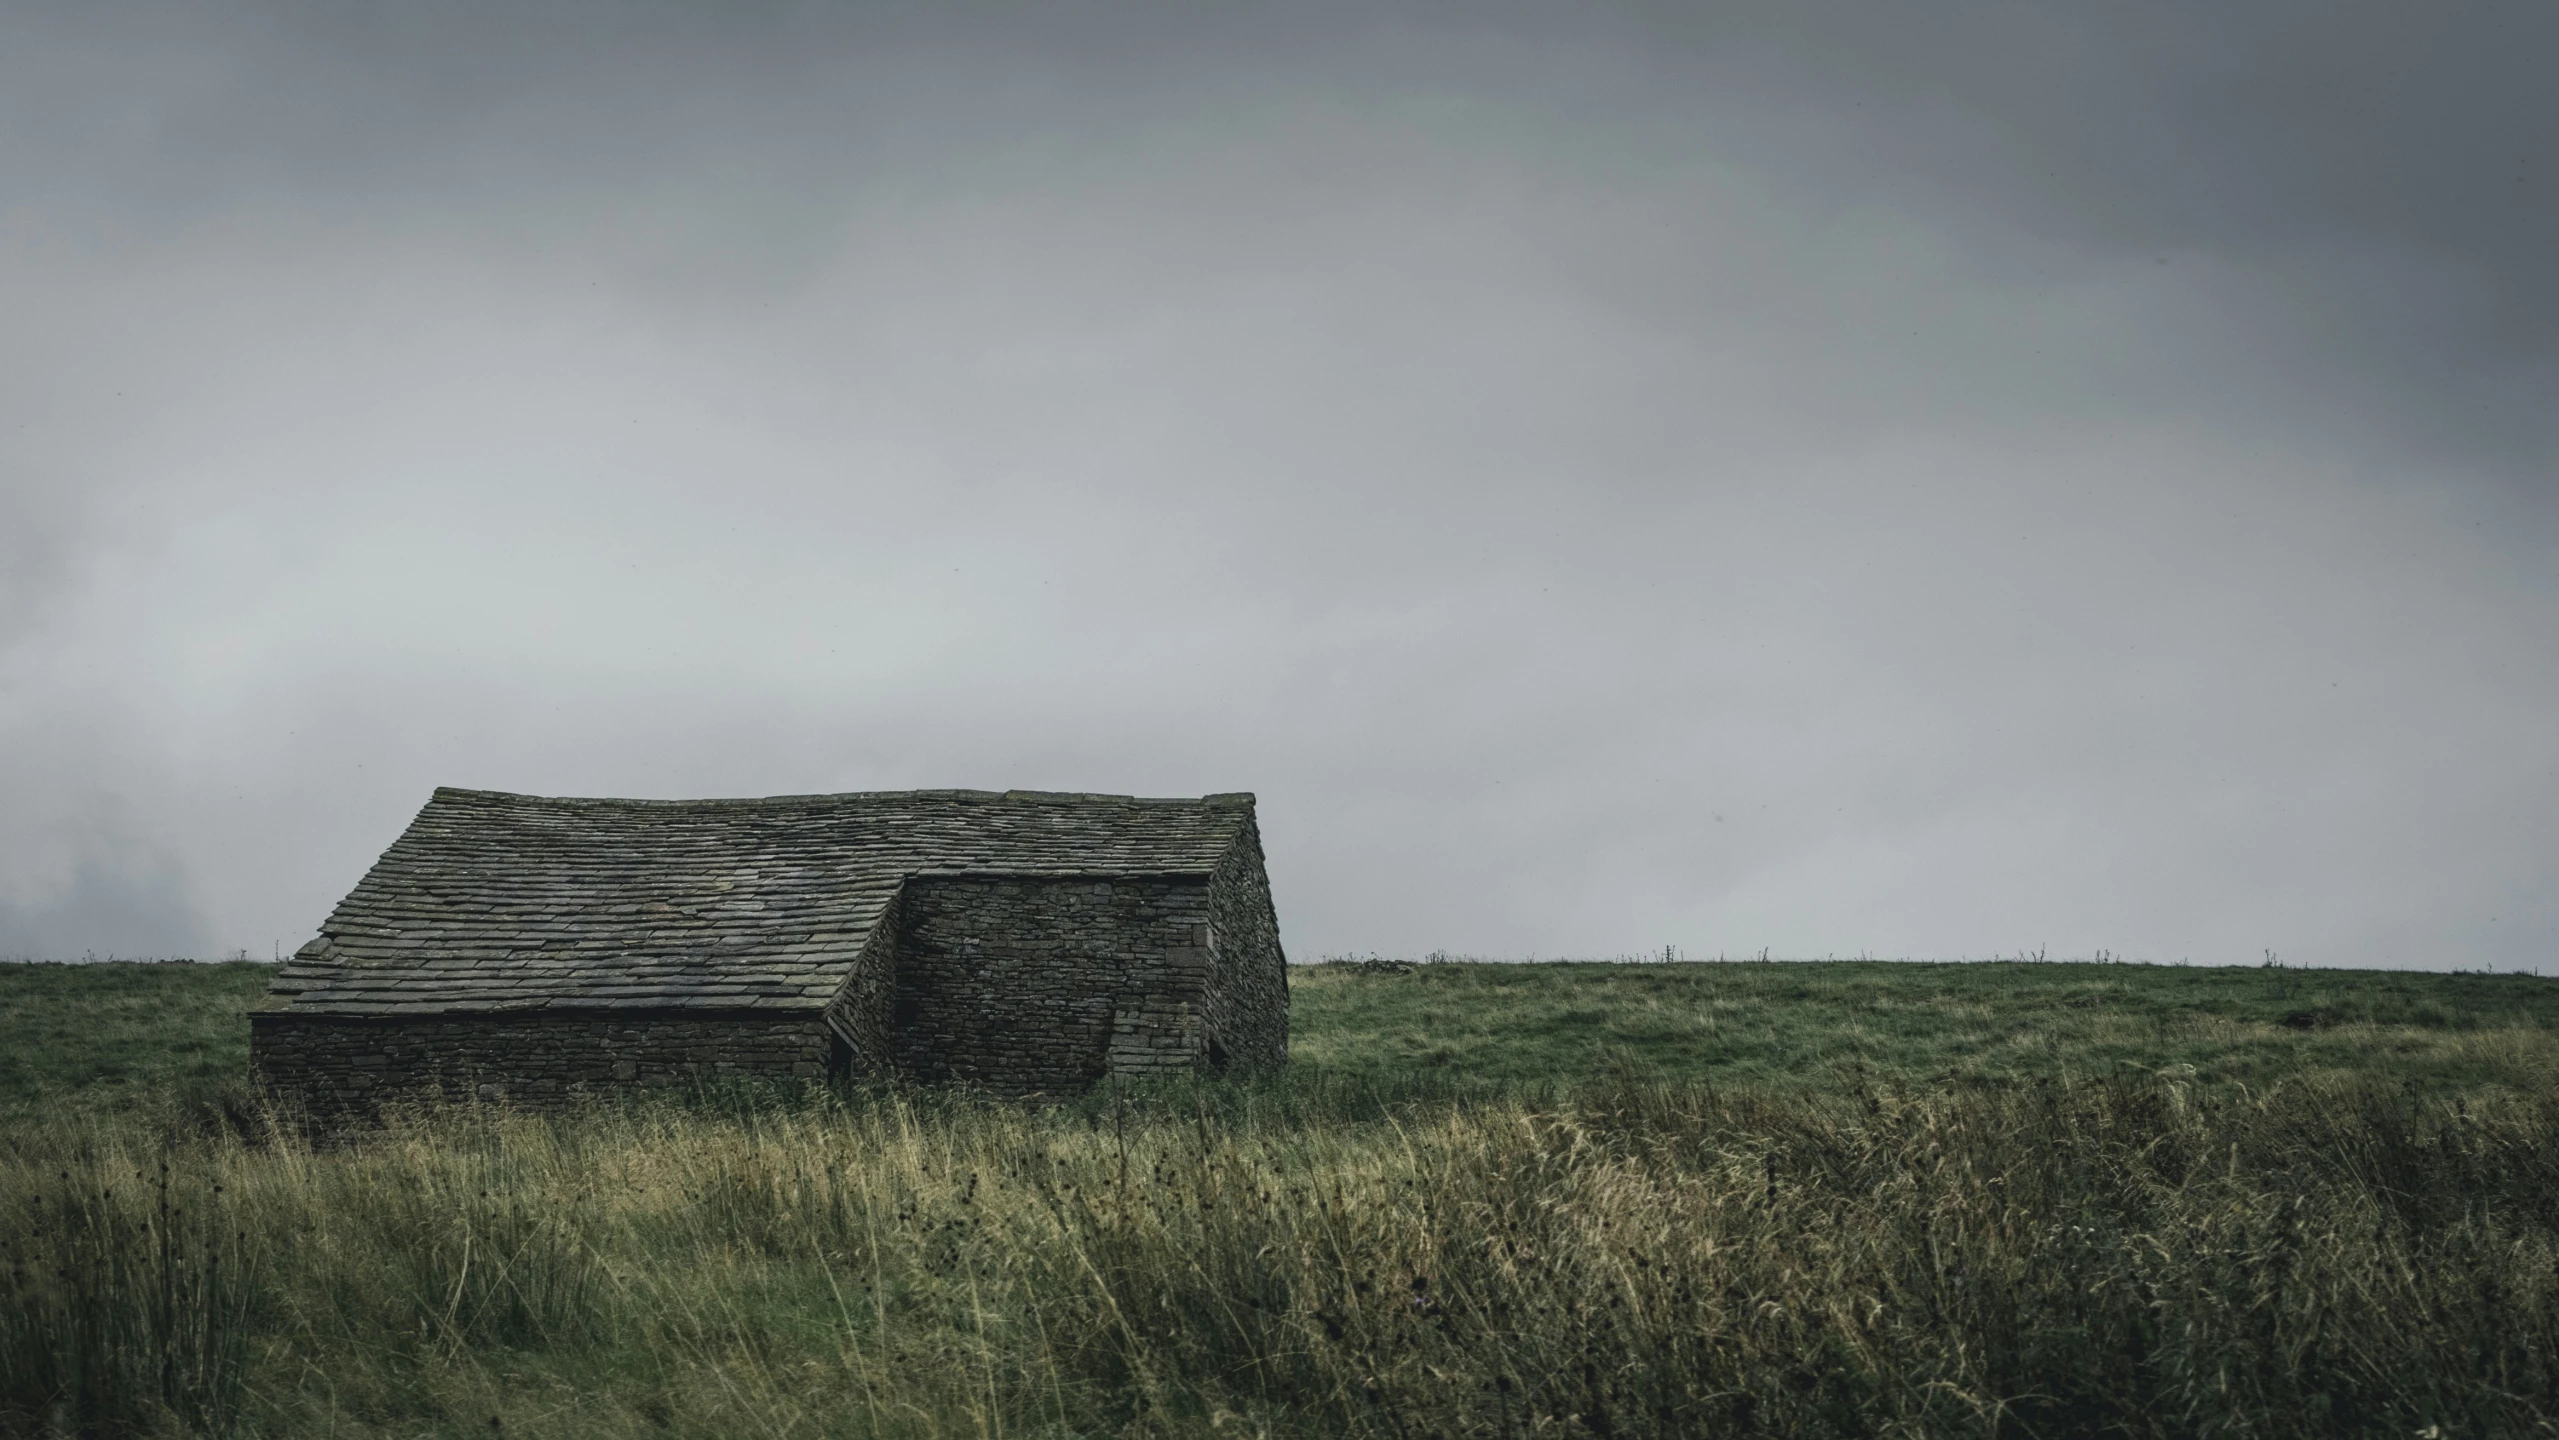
[824,898,905,1075]
[891,875,1213,1090]
[1206,830,1291,1070]
[250,1011,834,1120]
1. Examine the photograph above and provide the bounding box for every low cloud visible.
[0,850,209,961]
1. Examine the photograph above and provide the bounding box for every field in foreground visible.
[5,959,2559,1437]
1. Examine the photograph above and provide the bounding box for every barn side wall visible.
[249,1011,833,1121]
[889,875,1213,1090]
[1205,825,1291,1070]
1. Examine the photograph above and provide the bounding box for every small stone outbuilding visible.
[251,787,1287,1115]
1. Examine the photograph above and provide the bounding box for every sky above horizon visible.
[3,1,2553,968]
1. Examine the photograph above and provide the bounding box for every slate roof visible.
[262,786,1257,1017]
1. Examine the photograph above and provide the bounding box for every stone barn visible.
[251,786,1287,1115]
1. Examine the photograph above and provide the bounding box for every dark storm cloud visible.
[1642,0,2559,474]
[12,0,2548,459]
[0,0,2551,966]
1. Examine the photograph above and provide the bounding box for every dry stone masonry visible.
[251,787,1289,1119]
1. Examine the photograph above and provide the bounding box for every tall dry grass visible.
[6,1071,2557,1437]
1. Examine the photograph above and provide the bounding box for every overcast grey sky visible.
[3,0,2553,967]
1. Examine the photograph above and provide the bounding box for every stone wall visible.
[822,897,905,1075]
[1205,824,1291,1070]
[888,874,1214,1089]
[250,1011,833,1121]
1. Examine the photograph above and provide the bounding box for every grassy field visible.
[0,960,274,1120]
[5,958,2559,1437]
[12,956,2559,1114]
[1293,958,2559,1094]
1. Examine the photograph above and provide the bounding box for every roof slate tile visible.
[266,786,1253,1017]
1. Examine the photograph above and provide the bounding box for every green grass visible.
[0,960,274,1119]
[1291,959,2559,1095]
[6,958,2559,1437]
[11,959,2558,1120]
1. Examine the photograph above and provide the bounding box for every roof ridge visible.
[428,786,1250,808]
